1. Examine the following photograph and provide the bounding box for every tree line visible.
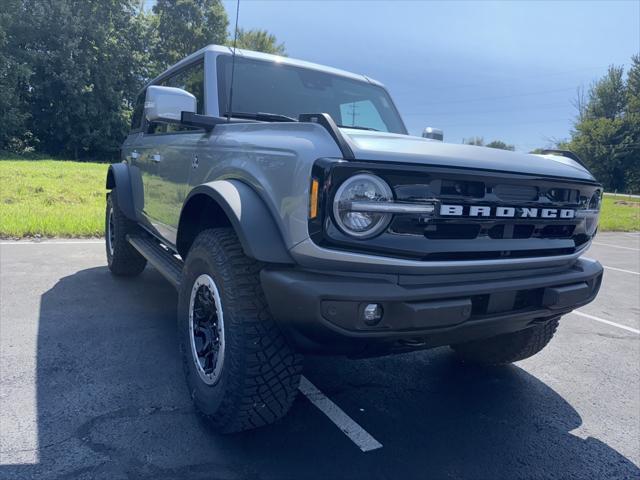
[467,57,639,193]
[0,0,284,160]
[558,57,639,193]
[1,2,637,192]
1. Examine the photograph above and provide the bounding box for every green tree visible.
[0,0,287,158]
[564,58,640,193]
[464,137,484,146]
[0,0,34,151]
[584,66,626,120]
[2,0,151,159]
[486,140,515,151]
[151,0,228,74]
[464,137,515,151]
[234,28,286,55]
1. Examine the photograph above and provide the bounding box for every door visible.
[136,60,207,245]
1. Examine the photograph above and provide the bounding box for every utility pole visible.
[348,102,359,126]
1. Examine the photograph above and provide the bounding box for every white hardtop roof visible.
[148,44,384,88]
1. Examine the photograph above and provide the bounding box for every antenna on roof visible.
[226,0,240,122]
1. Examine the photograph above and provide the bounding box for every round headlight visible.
[332,174,393,238]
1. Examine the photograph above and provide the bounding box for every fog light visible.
[363,303,383,326]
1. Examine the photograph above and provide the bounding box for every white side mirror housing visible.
[144,86,196,123]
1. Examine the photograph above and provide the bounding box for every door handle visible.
[152,153,162,163]
[130,150,139,160]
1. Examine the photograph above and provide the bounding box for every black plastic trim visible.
[260,258,603,356]
[299,113,355,160]
[180,111,250,131]
[179,180,294,264]
[105,162,137,221]
[127,233,183,288]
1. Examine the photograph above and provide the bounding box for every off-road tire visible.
[450,317,560,365]
[178,228,303,433]
[105,190,147,276]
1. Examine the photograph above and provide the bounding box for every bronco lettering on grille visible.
[440,205,576,219]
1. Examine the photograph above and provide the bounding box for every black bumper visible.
[260,258,603,356]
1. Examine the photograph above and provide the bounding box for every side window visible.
[339,100,387,132]
[147,61,205,134]
[130,90,145,132]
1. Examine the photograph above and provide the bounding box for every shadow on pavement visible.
[2,265,638,479]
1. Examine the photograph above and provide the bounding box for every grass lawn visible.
[600,194,640,232]
[0,158,638,238]
[0,159,108,238]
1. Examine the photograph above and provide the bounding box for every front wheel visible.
[178,228,303,433]
[450,317,560,365]
[105,190,146,276]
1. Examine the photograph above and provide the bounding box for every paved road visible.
[1,232,638,479]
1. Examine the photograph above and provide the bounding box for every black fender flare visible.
[106,163,137,221]
[178,180,294,264]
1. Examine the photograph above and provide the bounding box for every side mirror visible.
[422,127,443,142]
[144,86,196,123]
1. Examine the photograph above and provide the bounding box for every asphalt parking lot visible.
[1,232,638,479]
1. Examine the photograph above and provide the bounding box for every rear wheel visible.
[178,228,303,433]
[105,190,146,276]
[450,317,560,365]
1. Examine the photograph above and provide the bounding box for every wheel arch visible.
[176,180,294,264]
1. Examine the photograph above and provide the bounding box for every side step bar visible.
[127,234,183,289]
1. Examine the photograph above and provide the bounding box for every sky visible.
[215,0,639,151]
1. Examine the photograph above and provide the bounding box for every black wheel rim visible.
[107,206,115,256]
[188,274,225,385]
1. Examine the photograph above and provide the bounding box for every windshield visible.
[217,55,407,134]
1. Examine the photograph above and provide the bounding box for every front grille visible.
[494,184,538,202]
[312,160,600,262]
[391,219,576,240]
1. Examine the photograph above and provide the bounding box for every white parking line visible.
[592,242,640,251]
[603,265,640,275]
[299,376,383,452]
[0,240,104,245]
[572,311,640,335]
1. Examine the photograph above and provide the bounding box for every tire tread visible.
[181,228,302,433]
[106,191,146,276]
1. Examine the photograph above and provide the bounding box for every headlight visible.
[333,174,393,238]
[577,190,601,236]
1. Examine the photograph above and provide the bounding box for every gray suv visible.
[106,45,603,433]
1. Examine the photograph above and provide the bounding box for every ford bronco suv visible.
[106,45,603,433]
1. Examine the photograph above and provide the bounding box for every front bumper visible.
[260,257,603,356]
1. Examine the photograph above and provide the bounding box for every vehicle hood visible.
[340,129,596,182]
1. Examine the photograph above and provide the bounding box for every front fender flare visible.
[106,162,138,221]
[181,180,294,264]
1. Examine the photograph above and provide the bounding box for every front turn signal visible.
[309,178,319,219]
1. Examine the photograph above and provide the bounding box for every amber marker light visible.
[310,178,320,219]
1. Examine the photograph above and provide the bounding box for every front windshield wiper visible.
[336,124,379,132]
[223,111,298,122]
